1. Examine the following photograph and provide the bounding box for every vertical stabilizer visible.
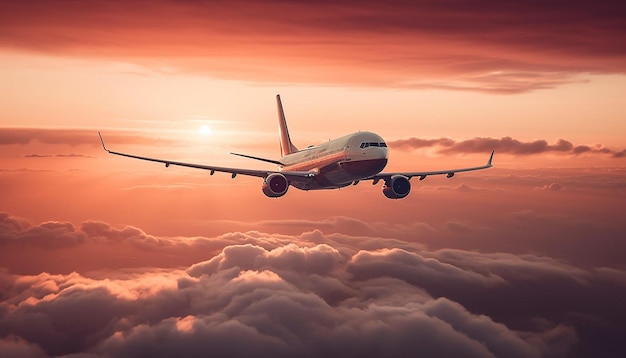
[277,94,298,156]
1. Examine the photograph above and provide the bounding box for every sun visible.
[199,124,211,136]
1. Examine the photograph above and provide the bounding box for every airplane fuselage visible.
[280,131,388,190]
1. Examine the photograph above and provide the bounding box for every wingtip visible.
[98,131,109,152]
[487,150,494,166]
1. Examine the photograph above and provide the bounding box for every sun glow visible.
[199,125,212,136]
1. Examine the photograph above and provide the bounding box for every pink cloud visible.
[389,136,626,158]
[1,212,625,356]
[0,335,47,358]
[0,239,589,358]
[0,128,176,147]
[1,1,624,92]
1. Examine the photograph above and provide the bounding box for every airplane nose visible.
[359,147,388,160]
[376,147,389,160]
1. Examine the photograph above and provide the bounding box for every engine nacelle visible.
[262,173,289,198]
[382,175,411,199]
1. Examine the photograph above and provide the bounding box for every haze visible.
[1,1,625,357]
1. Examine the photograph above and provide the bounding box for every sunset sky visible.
[1,1,625,357]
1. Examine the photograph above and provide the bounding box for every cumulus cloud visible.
[2,212,626,357]
[347,248,506,288]
[1,243,583,358]
[0,336,47,358]
[389,136,626,158]
[0,218,86,250]
[0,213,31,233]
[3,209,625,275]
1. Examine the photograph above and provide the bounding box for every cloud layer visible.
[2,1,625,92]
[1,213,626,357]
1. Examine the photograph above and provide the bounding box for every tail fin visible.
[277,94,298,157]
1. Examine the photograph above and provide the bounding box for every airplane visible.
[98,95,493,199]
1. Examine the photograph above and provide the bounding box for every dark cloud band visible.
[1,1,625,92]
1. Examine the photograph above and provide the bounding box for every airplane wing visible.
[368,150,494,183]
[97,132,316,180]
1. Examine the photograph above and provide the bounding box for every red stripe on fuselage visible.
[281,149,387,188]
[281,151,347,172]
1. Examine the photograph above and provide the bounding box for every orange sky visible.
[1,1,626,357]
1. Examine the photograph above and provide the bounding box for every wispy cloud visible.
[120,184,195,191]
[23,153,93,158]
[23,154,52,158]
[55,153,93,158]
[0,128,177,147]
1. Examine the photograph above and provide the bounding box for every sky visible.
[1,1,625,357]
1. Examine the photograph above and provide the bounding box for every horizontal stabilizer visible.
[231,152,284,166]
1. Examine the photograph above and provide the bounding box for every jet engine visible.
[382,175,411,199]
[262,173,289,197]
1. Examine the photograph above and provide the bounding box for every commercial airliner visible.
[98,95,493,199]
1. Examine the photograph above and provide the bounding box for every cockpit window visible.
[360,142,387,148]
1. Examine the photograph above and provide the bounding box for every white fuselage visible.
[279,131,388,190]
